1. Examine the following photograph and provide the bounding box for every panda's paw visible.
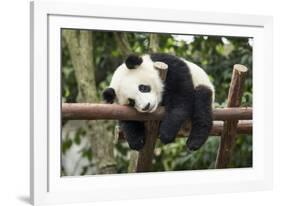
[127,138,145,151]
[186,135,207,151]
[159,123,177,144]
[186,140,201,151]
[159,132,175,144]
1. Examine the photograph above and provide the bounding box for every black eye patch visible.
[128,98,135,107]
[138,84,151,93]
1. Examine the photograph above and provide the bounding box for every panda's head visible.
[103,54,165,113]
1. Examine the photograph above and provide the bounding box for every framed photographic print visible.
[30,0,273,205]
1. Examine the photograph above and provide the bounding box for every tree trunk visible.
[149,34,160,53]
[63,29,116,174]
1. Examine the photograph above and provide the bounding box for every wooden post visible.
[136,62,168,172]
[215,64,248,168]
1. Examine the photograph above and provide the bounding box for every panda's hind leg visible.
[119,120,145,151]
[186,85,213,151]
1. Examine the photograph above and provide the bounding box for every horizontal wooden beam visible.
[62,103,252,121]
[208,120,252,136]
[116,120,252,140]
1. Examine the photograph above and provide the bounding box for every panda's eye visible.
[138,84,151,93]
[128,98,135,107]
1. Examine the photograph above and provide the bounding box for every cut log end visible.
[234,64,248,73]
[153,61,168,70]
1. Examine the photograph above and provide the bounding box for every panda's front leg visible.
[159,107,191,144]
[119,120,145,151]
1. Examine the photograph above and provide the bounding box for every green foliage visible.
[229,135,253,168]
[153,137,220,171]
[114,142,131,173]
[62,30,252,175]
[62,134,72,155]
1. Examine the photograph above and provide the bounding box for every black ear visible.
[102,88,116,104]
[125,54,143,69]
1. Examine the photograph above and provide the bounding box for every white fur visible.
[183,59,215,102]
[110,55,164,113]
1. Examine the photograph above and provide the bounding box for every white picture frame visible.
[30,0,273,205]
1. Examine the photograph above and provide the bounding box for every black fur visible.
[125,54,143,69]
[187,85,213,150]
[151,53,195,145]
[151,54,213,150]
[107,53,213,151]
[102,87,116,103]
[119,120,145,150]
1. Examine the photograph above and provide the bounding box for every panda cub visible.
[103,53,214,151]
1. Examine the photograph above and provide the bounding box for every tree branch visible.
[113,32,132,57]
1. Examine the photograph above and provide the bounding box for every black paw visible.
[102,87,116,103]
[186,135,207,151]
[127,138,145,151]
[159,121,178,144]
[159,132,175,144]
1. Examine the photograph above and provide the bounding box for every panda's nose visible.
[142,103,150,111]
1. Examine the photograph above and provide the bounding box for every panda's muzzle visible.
[142,103,151,111]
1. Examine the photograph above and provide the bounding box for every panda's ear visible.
[125,54,143,69]
[102,88,116,104]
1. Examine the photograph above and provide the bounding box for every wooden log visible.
[208,120,252,136]
[116,120,252,140]
[62,103,252,121]
[215,64,249,168]
[136,63,168,172]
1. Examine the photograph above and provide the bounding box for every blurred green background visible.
[61,30,252,176]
